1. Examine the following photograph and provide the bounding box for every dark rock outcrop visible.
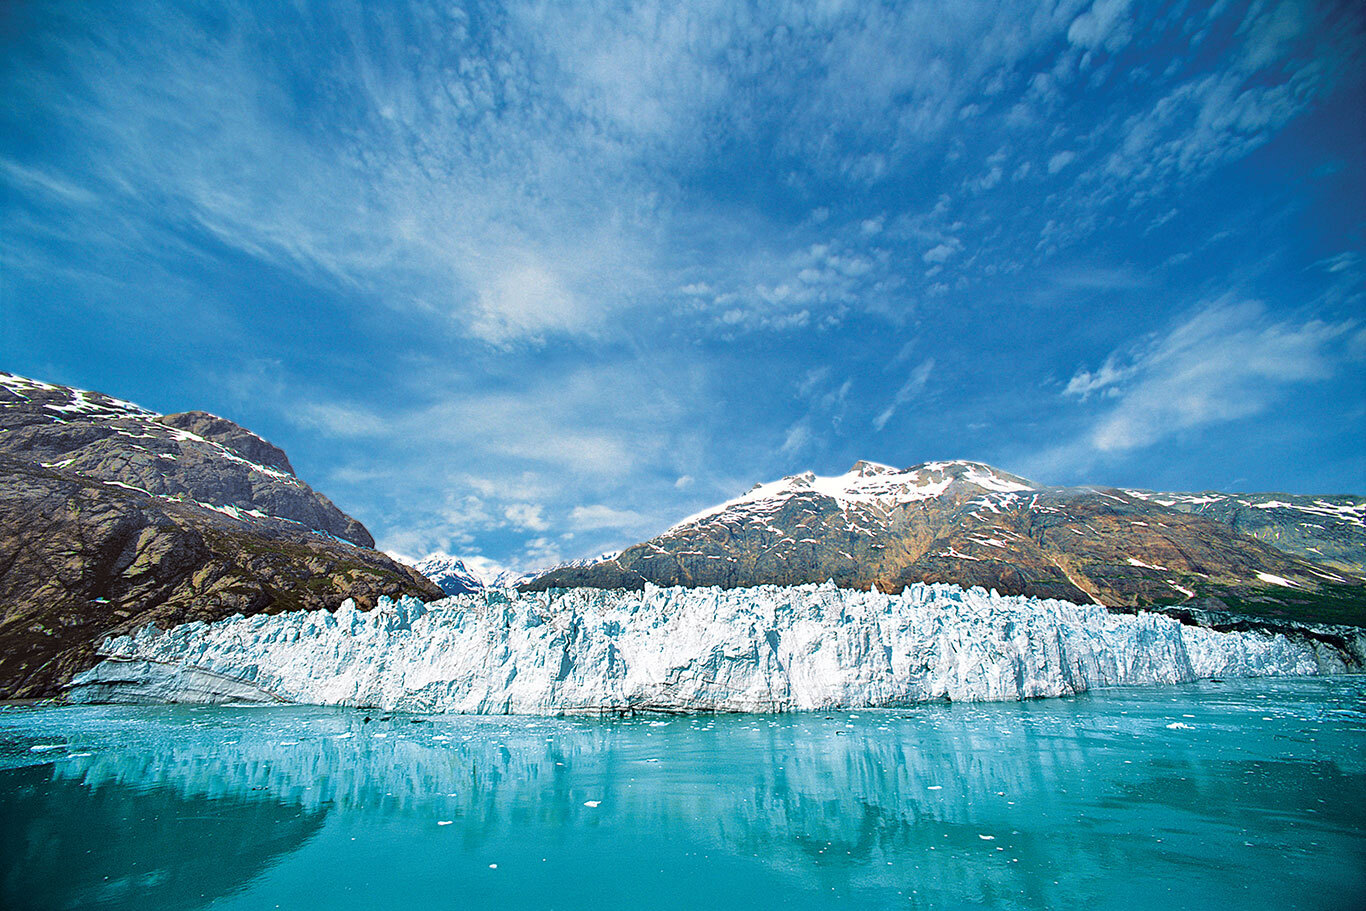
[0,372,442,698]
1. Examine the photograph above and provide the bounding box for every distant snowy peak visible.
[412,554,489,596]
[1123,489,1366,530]
[537,550,621,576]
[1121,488,1366,576]
[671,459,1037,531]
[413,550,622,595]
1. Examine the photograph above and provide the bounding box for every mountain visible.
[411,551,619,595]
[0,371,442,698]
[411,553,489,596]
[1122,489,1365,576]
[525,460,1365,626]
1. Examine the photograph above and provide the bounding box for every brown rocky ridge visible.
[0,372,442,698]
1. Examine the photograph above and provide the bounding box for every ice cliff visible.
[65,582,1361,713]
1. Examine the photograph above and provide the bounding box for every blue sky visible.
[2,0,1363,572]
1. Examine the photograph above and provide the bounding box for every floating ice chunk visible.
[1166,722,1194,730]
[583,800,601,808]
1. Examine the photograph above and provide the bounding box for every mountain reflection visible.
[0,762,326,911]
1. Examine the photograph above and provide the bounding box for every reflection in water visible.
[0,764,326,911]
[1,678,1364,911]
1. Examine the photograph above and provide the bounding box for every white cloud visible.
[0,158,97,205]
[568,504,646,531]
[874,358,935,431]
[296,403,392,438]
[1063,299,1353,455]
[966,165,1004,192]
[470,260,585,346]
[1063,355,1132,399]
[922,242,959,264]
[1047,150,1077,174]
[780,421,813,455]
[519,536,565,571]
[504,503,549,532]
[1067,0,1135,53]
[268,355,705,562]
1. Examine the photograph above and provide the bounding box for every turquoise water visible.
[1,678,1363,910]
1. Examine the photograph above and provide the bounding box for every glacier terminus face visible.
[66,582,1361,713]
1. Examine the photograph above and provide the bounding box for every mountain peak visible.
[848,460,898,477]
[157,411,296,477]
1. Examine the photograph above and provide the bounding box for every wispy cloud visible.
[874,358,936,432]
[1050,299,1354,463]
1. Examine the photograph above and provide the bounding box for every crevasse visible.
[65,582,1355,713]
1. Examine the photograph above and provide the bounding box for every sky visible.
[1,0,1363,573]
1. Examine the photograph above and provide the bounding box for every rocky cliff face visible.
[526,461,1365,626]
[0,372,442,698]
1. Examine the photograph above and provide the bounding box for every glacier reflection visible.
[2,678,1364,911]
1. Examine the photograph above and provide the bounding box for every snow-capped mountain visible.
[526,460,1364,624]
[412,550,621,595]
[410,554,490,596]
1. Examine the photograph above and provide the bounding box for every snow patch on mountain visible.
[66,583,1359,713]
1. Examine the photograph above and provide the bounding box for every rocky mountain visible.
[526,460,1365,626]
[0,372,442,698]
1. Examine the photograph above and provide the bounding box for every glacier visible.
[64,582,1363,713]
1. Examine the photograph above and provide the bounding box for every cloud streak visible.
[874,359,936,432]
[1053,299,1354,462]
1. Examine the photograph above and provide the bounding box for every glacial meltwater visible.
[2,678,1363,911]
